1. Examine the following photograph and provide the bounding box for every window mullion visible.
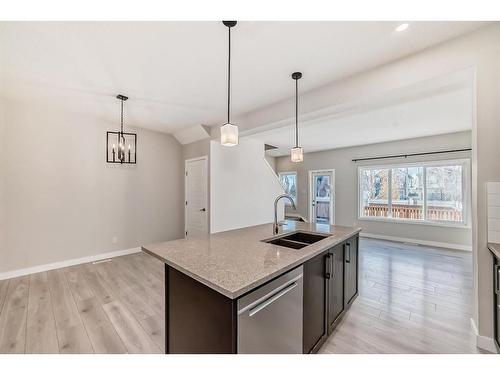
[462,162,467,225]
[423,167,428,221]
[388,169,392,218]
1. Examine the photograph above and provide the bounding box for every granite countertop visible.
[488,242,500,259]
[142,221,361,299]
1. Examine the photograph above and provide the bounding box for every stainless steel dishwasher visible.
[237,266,303,354]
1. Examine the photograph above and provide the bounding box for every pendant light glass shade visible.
[291,72,303,163]
[221,21,239,147]
[221,122,239,147]
[291,146,303,163]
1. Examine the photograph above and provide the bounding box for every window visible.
[279,172,297,205]
[426,165,463,222]
[391,166,424,219]
[360,168,389,217]
[359,160,468,225]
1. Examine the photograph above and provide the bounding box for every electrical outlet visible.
[112,236,118,244]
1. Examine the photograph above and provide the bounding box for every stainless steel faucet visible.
[274,194,296,234]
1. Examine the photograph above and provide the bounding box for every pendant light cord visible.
[295,78,298,148]
[227,26,231,124]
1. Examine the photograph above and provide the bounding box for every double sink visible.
[263,231,329,250]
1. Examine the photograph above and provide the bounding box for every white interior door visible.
[309,170,335,225]
[185,157,208,238]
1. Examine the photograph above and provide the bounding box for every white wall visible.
[487,182,500,243]
[264,154,277,173]
[0,98,184,274]
[276,131,472,250]
[210,139,284,233]
[0,98,6,265]
[239,23,500,345]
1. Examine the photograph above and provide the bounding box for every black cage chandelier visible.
[106,94,137,164]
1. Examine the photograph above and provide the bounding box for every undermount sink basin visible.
[263,231,330,250]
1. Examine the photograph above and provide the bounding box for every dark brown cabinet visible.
[327,243,345,333]
[303,234,359,353]
[344,236,359,305]
[302,249,328,354]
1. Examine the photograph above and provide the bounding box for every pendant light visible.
[291,72,303,163]
[117,94,128,163]
[106,94,137,165]
[220,21,239,147]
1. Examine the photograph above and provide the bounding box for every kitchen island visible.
[142,221,361,354]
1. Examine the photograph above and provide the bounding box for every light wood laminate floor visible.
[0,238,478,354]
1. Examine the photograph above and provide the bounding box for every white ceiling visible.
[0,21,485,134]
[251,86,472,157]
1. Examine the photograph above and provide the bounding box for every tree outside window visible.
[359,161,467,224]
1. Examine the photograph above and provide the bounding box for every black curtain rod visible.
[352,148,472,163]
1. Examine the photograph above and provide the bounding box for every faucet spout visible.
[273,194,296,234]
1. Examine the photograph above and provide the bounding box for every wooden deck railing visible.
[315,201,330,219]
[363,203,462,222]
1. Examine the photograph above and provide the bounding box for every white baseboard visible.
[471,317,499,353]
[360,232,472,251]
[476,334,498,353]
[0,247,142,280]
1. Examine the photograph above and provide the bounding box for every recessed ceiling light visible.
[395,23,409,32]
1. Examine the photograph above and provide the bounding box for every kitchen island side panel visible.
[166,265,237,353]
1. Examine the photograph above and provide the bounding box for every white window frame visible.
[357,158,470,228]
[279,171,298,206]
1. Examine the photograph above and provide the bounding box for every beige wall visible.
[0,98,184,273]
[242,23,500,344]
[182,138,210,161]
[276,131,472,248]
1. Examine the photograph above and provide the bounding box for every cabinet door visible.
[303,250,328,354]
[344,236,359,305]
[327,243,345,332]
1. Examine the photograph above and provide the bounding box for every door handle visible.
[325,253,332,279]
[199,208,206,212]
[345,243,351,263]
[331,252,335,277]
[495,264,499,295]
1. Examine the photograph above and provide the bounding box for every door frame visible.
[308,169,335,225]
[184,155,209,238]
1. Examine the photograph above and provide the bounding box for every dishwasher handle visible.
[248,281,298,317]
